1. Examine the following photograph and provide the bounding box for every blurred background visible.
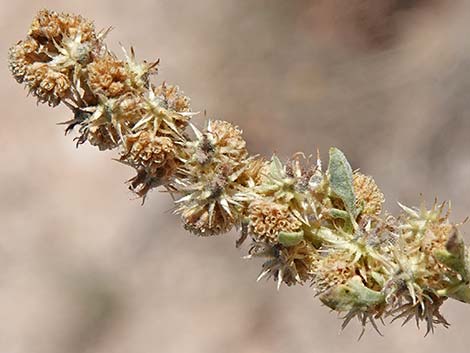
[2,0,470,352]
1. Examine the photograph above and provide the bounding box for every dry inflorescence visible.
[9,9,470,337]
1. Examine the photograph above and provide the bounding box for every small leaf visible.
[319,276,384,312]
[328,147,356,217]
[434,226,468,280]
[278,230,304,247]
[439,284,470,304]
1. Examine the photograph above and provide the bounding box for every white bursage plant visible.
[9,9,470,337]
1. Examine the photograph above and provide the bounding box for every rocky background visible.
[2,0,470,352]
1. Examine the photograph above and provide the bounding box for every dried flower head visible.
[121,131,178,195]
[8,36,75,106]
[255,154,322,225]
[85,124,120,150]
[175,163,241,236]
[237,156,268,187]
[312,250,356,294]
[389,293,449,335]
[8,38,40,84]
[248,240,317,288]
[248,200,302,244]
[29,9,96,43]
[353,173,384,216]
[73,98,125,150]
[193,120,248,165]
[24,63,71,106]
[122,46,158,90]
[180,200,234,236]
[154,83,190,113]
[134,88,191,141]
[122,132,177,172]
[174,120,249,236]
[87,54,131,98]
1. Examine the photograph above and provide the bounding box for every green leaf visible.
[319,276,384,312]
[328,147,356,217]
[278,230,304,247]
[434,227,469,281]
[440,284,470,304]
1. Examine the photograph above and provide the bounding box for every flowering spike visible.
[9,9,470,337]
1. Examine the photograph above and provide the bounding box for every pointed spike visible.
[397,202,420,218]
[315,148,322,171]
[219,198,232,217]
[257,269,270,282]
[277,270,283,291]
[369,316,383,337]
[189,123,203,140]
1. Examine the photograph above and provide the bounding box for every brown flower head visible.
[87,54,131,98]
[353,173,384,216]
[181,199,234,236]
[207,120,247,163]
[248,241,317,288]
[154,83,190,113]
[71,94,142,151]
[23,63,71,106]
[9,9,97,107]
[85,124,119,151]
[176,163,239,236]
[132,88,192,142]
[248,200,302,244]
[29,9,96,43]
[122,46,159,90]
[254,154,322,225]
[237,156,268,188]
[174,120,249,236]
[9,39,37,84]
[8,36,73,106]
[312,250,356,294]
[121,131,179,196]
